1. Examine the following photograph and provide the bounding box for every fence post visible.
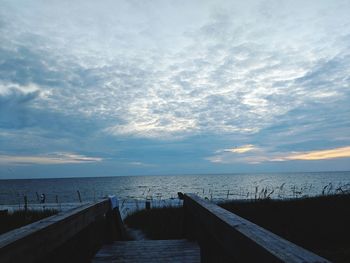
[24,195,28,213]
[77,190,82,203]
[145,200,151,210]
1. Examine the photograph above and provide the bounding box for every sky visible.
[0,0,350,179]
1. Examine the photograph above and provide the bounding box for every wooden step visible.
[93,239,200,263]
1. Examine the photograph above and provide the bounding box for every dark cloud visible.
[0,86,40,129]
[0,46,66,87]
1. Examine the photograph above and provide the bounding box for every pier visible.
[0,194,330,263]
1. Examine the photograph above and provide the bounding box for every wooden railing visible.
[182,193,330,263]
[0,194,332,263]
[0,197,126,263]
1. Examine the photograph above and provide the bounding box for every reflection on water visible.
[0,171,349,205]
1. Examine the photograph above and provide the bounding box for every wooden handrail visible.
[0,197,125,263]
[183,193,330,263]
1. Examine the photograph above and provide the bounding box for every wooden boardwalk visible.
[93,239,200,263]
[0,194,331,263]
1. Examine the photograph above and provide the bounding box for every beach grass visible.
[220,194,350,262]
[124,206,184,240]
[124,194,350,262]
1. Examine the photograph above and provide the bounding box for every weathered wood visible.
[93,239,200,263]
[0,198,124,263]
[105,207,127,243]
[41,214,107,263]
[183,193,331,263]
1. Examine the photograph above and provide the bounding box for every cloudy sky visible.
[1,0,350,179]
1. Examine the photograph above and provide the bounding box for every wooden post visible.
[55,195,61,211]
[182,194,197,241]
[105,196,127,243]
[145,195,152,210]
[24,196,28,213]
[77,190,82,203]
[183,193,231,262]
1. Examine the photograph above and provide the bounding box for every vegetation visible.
[220,194,350,263]
[124,194,350,262]
[0,209,58,235]
[124,206,184,240]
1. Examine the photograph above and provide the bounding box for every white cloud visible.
[0,152,102,165]
[127,161,156,167]
[1,0,350,141]
[0,83,39,95]
[222,144,257,153]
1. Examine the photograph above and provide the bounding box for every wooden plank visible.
[93,239,200,263]
[184,194,331,263]
[0,199,111,263]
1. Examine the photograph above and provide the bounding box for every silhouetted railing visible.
[0,197,125,263]
[182,193,330,263]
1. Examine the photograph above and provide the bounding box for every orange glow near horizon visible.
[286,146,350,161]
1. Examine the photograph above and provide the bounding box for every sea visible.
[1,171,349,206]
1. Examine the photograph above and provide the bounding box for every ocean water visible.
[0,172,349,206]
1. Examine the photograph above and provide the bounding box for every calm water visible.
[0,172,350,205]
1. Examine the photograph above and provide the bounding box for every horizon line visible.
[1,170,349,180]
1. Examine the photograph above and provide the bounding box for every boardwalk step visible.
[93,239,200,263]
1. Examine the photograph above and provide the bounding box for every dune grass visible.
[124,194,350,262]
[124,206,184,240]
[220,194,350,262]
[0,209,58,235]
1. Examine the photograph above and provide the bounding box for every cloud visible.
[0,83,42,129]
[0,82,110,155]
[1,0,349,140]
[0,152,102,165]
[207,146,350,164]
[282,146,350,161]
[127,161,156,167]
[0,0,350,176]
[222,144,256,153]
